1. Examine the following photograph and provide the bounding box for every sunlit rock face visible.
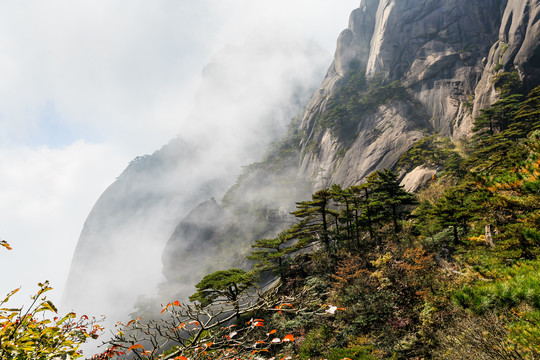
[298,0,540,189]
[474,0,540,118]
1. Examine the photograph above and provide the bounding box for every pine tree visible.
[290,189,337,249]
[189,269,256,318]
[247,232,292,281]
[350,183,376,245]
[473,94,523,137]
[331,184,354,242]
[366,170,418,236]
[430,185,474,245]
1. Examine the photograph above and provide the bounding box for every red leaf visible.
[283,334,295,342]
[127,344,143,352]
[174,357,188,360]
[172,300,181,306]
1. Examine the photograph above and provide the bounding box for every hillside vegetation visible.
[92,75,540,359]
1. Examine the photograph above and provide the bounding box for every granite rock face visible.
[298,0,540,189]
[474,0,540,116]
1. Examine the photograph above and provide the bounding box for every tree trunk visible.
[453,225,459,245]
[485,224,495,247]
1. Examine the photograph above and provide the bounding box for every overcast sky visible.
[0,0,359,308]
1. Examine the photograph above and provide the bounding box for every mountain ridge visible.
[64,0,540,321]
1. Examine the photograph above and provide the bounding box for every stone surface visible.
[473,0,540,118]
[400,166,439,193]
[299,101,427,188]
[298,0,540,190]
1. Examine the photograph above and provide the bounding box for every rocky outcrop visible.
[400,165,439,193]
[474,0,540,116]
[298,0,540,189]
[300,101,427,188]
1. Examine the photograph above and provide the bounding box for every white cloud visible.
[0,142,128,305]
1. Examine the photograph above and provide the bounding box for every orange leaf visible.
[283,334,294,342]
[268,329,277,335]
[161,303,171,314]
[172,300,181,306]
[174,356,188,360]
[205,342,213,348]
[127,344,143,352]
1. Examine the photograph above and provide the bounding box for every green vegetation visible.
[397,134,464,175]
[0,243,102,359]
[95,76,540,359]
[313,68,411,147]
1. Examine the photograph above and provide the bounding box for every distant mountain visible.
[62,36,329,318]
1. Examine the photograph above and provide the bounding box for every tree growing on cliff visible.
[247,232,294,281]
[189,269,256,318]
[290,189,337,249]
[366,170,418,236]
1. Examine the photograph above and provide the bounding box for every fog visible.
[0,0,359,354]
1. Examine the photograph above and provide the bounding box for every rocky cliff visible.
[161,0,540,301]
[298,0,540,189]
[65,0,540,319]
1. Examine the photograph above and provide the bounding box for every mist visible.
[0,0,359,355]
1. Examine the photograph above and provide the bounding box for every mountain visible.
[161,0,540,304]
[64,0,540,321]
[298,0,540,189]
[62,36,329,317]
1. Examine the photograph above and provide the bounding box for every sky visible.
[0,0,360,309]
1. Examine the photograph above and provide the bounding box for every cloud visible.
[0,0,358,153]
[0,141,128,305]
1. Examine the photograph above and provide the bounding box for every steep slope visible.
[474,0,540,113]
[62,38,329,317]
[299,0,507,188]
[66,0,540,321]
[160,0,540,300]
